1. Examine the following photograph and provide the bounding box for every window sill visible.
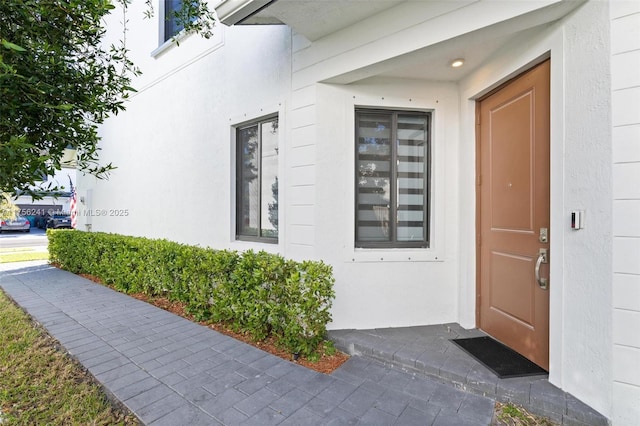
[348,247,443,263]
[230,239,281,254]
[150,30,190,58]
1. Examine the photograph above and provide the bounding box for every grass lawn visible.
[0,290,137,425]
[493,402,556,425]
[0,249,49,263]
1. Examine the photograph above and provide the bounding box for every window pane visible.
[260,119,278,238]
[357,114,391,242]
[165,0,184,41]
[238,126,259,237]
[397,114,427,242]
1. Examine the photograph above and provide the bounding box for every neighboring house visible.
[79,1,639,423]
[14,168,76,220]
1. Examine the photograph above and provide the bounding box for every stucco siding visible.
[79,4,292,253]
[314,79,460,329]
[81,0,629,421]
[611,0,640,424]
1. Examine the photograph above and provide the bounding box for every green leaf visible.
[1,40,26,52]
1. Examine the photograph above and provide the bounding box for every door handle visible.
[535,248,548,290]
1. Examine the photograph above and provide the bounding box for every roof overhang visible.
[213,0,407,40]
[213,0,280,26]
[213,0,585,83]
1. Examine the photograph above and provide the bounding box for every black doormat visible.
[451,336,547,379]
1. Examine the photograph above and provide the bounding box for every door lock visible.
[539,227,548,243]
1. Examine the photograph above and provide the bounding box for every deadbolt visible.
[539,227,548,243]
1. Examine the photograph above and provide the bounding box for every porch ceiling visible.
[219,0,584,83]
[238,0,406,41]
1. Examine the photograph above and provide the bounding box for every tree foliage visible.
[0,192,20,220]
[0,0,215,198]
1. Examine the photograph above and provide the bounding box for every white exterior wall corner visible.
[459,0,613,419]
[610,1,640,425]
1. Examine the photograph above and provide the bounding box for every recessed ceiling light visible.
[450,58,465,68]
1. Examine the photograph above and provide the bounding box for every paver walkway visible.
[0,262,494,425]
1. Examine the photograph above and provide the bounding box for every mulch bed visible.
[77,273,349,374]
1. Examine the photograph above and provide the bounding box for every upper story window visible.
[236,116,279,243]
[163,0,185,42]
[355,109,431,248]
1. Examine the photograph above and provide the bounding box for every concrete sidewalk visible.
[0,261,494,425]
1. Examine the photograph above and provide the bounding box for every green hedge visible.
[47,230,335,357]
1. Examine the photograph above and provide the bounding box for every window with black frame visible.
[355,109,430,248]
[236,116,279,243]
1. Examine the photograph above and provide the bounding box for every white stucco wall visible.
[459,1,613,417]
[78,2,292,251]
[610,1,640,424]
[85,0,624,420]
[315,79,460,329]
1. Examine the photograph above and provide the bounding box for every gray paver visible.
[323,406,360,425]
[150,404,218,426]
[338,386,379,417]
[397,404,439,425]
[244,406,287,426]
[373,390,413,417]
[316,379,358,405]
[403,374,440,400]
[235,373,275,395]
[199,388,247,416]
[378,368,413,392]
[203,372,245,395]
[135,392,187,424]
[233,387,280,416]
[124,383,176,412]
[429,384,466,410]
[438,355,477,383]
[112,376,163,401]
[497,377,532,405]
[433,408,483,426]
[105,370,154,393]
[565,393,609,426]
[304,395,339,417]
[261,377,291,397]
[359,406,397,425]
[214,407,249,424]
[88,355,132,375]
[92,361,140,385]
[466,363,499,394]
[279,407,325,425]
[268,388,314,416]
[0,262,609,426]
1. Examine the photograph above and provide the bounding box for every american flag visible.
[69,181,78,229]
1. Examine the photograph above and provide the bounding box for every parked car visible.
[34,213,50,229]
[0,216,31,233]
[46,214,72,229]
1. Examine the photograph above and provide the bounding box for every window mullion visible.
[390,112,398,244]
[257,123,263,238]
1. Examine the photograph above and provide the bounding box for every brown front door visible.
[477,60,550,370]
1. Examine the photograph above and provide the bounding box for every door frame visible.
[461,43,566,388]
[474,58,552,361]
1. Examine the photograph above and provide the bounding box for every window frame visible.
[354,108,431,249]
[235,115,279,244]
